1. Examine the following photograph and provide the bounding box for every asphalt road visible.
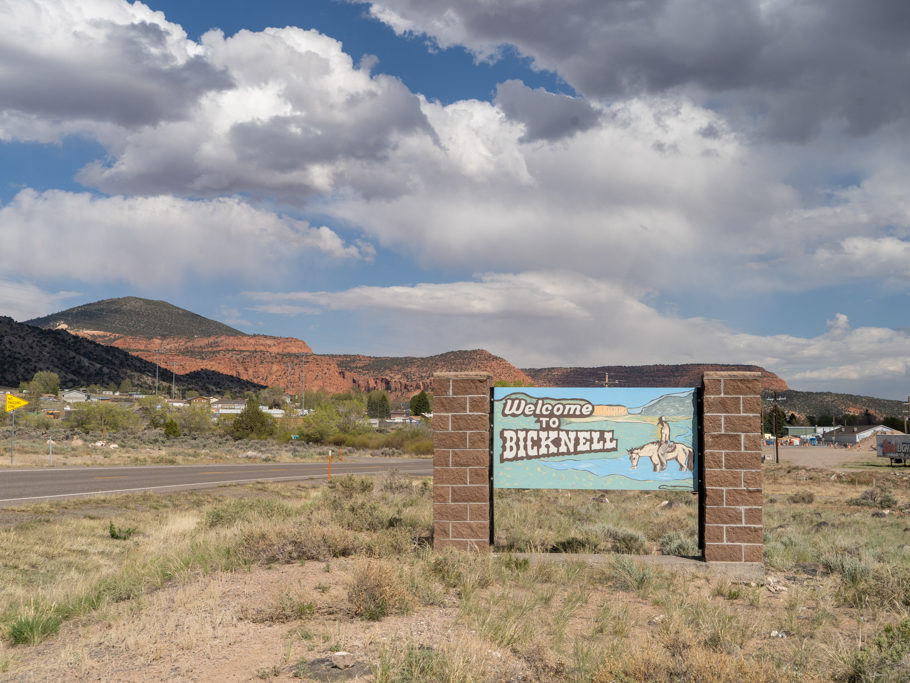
[0,458,432,506]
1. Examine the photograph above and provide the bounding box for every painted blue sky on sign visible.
[3,2,910,398]
[493,387,697,491]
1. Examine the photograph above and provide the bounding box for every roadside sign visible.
[5,394,28,412]
[492,386,698,491]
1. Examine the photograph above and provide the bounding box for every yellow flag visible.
[5,394,28,412]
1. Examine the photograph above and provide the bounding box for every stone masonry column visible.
[432,372,493,551]
[702,371,763,563]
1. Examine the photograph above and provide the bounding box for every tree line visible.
[763,404,905,436]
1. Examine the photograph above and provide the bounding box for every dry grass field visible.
[0,431,355,468]
[0,454,908,681]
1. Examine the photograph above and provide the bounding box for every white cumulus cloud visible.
[0,190,372,289]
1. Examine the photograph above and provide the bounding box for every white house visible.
[61,390,88,403]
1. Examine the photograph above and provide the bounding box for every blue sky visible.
[2,1,910,399]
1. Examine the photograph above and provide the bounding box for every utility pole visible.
[772,390,780,464]
[286,363,293,409]
[301,354,306,415]
[603,373,623,387]
[170,361,183,400]
[154,347,161,396]
[903,396,909,434]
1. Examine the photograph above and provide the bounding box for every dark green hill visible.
[0,316,261,394]
[764,389,905,421]
[25,297,245,338]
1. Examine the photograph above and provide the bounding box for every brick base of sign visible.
[701,371,763,563]
[432,372,492,551]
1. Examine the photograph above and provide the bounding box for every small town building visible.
[62,389,88,403]
[821,424,901,446]
[212,399,247,416]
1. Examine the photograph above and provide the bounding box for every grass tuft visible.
[347,559,412,620]
[7,611,62,646]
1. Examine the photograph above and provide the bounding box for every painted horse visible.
[628,441,694,472]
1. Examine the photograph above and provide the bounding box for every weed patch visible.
[108,521,136,540]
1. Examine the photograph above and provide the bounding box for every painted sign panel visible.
[877,434,910,460]
[492,387,697,491]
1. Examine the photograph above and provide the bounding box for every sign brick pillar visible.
[702,371,763,563]
[432,372,492,551]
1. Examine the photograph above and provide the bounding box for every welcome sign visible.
[492,387,698,491]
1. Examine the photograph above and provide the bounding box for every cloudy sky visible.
[2,0,910,399]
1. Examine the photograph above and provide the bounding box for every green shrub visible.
[840,618,910,682]
[658,531,699,557]
[71,402,142,434]
[231,398,276,440]
[109,521,136,540]
[788,491,815,504]
[848,486,898,509]
[331,475,374,495]
[592,525,648,554]
[163,418,181,438]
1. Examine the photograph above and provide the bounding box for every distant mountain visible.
[0,316,262,394]
[523,364,788,393]
[26,297,245,339]
[766,390,905,421]
[23,298,811,402]
[27,297,534,395]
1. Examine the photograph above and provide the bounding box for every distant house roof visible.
[213,399,246,408]
[785,426,817,437]
[823,425,899,443]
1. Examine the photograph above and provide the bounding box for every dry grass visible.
[0,465,908,680]
[0,428,407,468]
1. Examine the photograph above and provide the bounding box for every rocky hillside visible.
[26,297,244,339]
[100,333,323,393]
[328,350,535,395]
[0,317,261,394]
[524,363,788,392]
[767,390,905,421]
[93,336,531,396]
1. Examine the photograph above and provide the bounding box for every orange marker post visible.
[340,446,343,462]
[328,449,332,481]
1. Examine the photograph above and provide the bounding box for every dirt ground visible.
[762,442,903,470]
[2,559,538,682]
